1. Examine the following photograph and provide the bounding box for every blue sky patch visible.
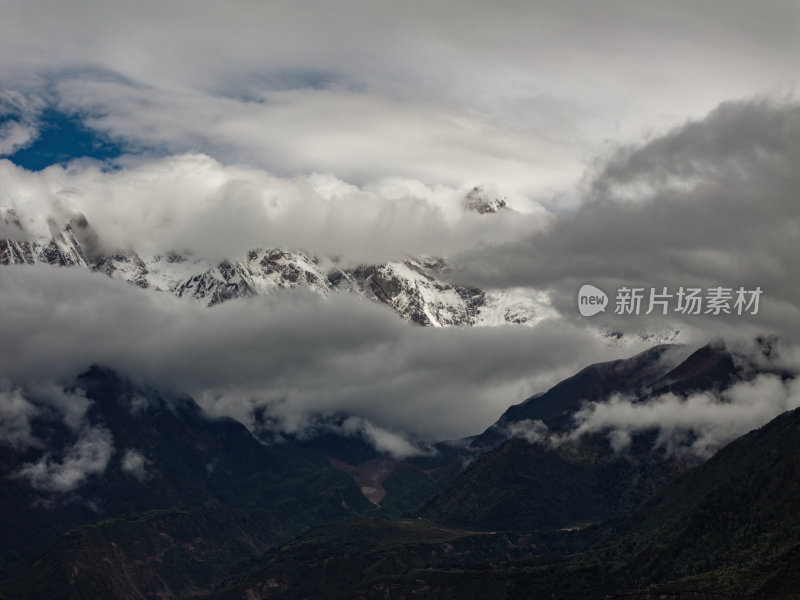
[4,109,123,171]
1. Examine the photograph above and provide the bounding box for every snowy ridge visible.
[1,205,550,327]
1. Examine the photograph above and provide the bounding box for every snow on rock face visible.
[1,209,90,269]
[350,258,486,327]
[0,206,548,327]
[475,288,557,326]
[463,185,508,214]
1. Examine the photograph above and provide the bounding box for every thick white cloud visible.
[338,417,432,459]
[0,90,45,156]
[1,1,797,200]
[18,426,114,493]
[571,374,800,458]
[505,373,800,459]
[0,388,41,451]
[0,382,90,454]
[121,448,150,482]
[0,120,37,155]
[51,80,577,199]
[0,155,547,263]
[0,378,106,492]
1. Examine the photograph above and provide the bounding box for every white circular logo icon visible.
[578,284,608,316]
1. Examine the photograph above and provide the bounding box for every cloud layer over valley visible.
[0,265,650,446]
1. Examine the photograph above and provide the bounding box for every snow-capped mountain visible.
[462,185,509,214]
[0,200,552,327]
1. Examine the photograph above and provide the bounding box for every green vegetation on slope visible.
[202,408,800,600]
[419,434,682,532]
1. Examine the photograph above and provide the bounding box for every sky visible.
[1,1,800,478]
[2,0,798,204]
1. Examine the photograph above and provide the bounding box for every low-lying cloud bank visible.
[18,425,114,493]
[508,373,800,460]
[6,262,795,476]
[576,374,800,458]
[0,264,652,450]
[0,382,115,493]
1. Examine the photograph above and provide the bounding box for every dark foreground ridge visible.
[1,343,797,599]
[208,406,800,599]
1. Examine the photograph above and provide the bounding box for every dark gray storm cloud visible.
[451,97,800,342]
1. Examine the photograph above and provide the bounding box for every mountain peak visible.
[463,185,508,214]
